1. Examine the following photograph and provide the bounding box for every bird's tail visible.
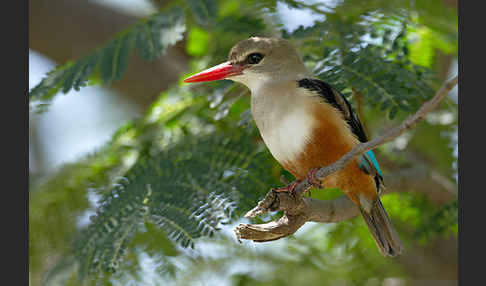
[359,198,403,257]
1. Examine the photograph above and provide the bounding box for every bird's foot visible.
[272,180,301,195]
[306,167,322,190]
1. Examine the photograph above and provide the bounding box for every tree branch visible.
[235,75,458,243]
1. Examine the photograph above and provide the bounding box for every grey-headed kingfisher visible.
[184,37,403,257]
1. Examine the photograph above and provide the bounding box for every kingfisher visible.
[184,37,403,257]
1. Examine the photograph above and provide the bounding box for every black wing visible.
[297,78,384,190]
[297,78,368,143]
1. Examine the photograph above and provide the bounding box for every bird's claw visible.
[271,168,321,197]
[307,167,322,190]
[272,180,301,195]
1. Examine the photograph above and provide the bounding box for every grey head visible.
[226,37,310,92]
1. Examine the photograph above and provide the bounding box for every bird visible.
[183,37,403,257]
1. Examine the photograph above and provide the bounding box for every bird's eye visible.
[246,53,264,64]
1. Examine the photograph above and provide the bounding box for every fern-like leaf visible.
[290,15,436,119]
[29,8,185,113]
[73,131,278,278]
[186,0,219,26]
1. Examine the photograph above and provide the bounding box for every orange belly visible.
[279,103,378,205]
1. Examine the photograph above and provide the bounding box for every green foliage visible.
[186,27,210,56]
[318,44,435,119]
[29,8,185,112]
[408,118,457,178]
[130,221,179,257]
[30,0,458,284]
[414,200,458,242]
[73,131,279,278]
[135,8,186,61]
[310,188,345,201]
[287,13,437,119]
[170,222,407,286]
[186,0,219,26]
[156,193,456,286]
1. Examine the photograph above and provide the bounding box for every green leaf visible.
[100,32,135,84]
[380,99,392,111]
[73,53,100,91]
[61,62,81,94]
[72,131,278,278]
[130,221,179,257]
[29,8,185,113]
[135,22,161,61]
[414,200,458,241]
[186,27,210,56]
[388,106,398,119]
[136,8,186,61]
[187,0,219,26]
[408,27,435,68]
[310,188,345,201]
[29,64,72,110]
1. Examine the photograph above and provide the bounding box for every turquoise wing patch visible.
[358,150,383,177]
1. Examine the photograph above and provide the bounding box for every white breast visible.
[251,84,316,164]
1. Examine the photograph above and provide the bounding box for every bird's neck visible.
[242,67,311,95]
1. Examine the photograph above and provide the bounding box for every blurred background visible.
[29,0,458,285]
[30,0,171,176]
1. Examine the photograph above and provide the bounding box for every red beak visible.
[183,61,244,83]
